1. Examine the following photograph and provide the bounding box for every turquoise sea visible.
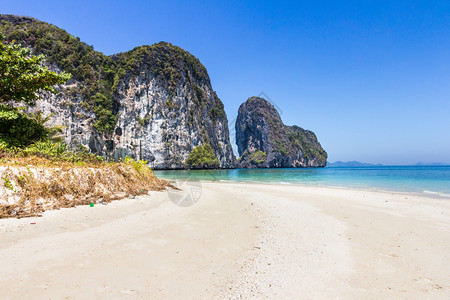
[154,166,450,197]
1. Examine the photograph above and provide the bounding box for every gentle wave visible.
[154,166,450,195]
[423,190,439,195]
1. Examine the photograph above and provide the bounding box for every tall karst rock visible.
[0,15,235,169]
[236,96,327,168]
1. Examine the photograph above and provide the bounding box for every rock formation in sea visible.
[0,15,235,169]
[235,96,327,168]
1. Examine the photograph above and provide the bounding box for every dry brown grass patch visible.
[0,156,170,218]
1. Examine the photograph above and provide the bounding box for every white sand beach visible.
[1,182,449,299]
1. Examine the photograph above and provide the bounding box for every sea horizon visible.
[154,165,450,197]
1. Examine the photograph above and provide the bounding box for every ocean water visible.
[154,166,450,197]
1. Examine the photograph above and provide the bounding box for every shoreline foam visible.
[164,177,450,200]
[154,165,450,197]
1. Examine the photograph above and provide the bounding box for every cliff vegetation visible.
[0,15,235,170]
[185,144,220,169]
[0,15,224,134]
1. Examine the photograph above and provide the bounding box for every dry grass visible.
[0,155,170,218]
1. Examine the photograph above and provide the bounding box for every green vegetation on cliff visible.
[0,31,102,163]
[0,105,47,148]
[185,144,220,169]
[288,125,327,162]
[238,150,267,167]
[0,15,224,135]
[0,15,116,132]
[0,32,70,104]
[0,29,74,156]
[112,43,209,92]
[0,105,105,163]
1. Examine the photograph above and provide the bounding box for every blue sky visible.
[3,0,450,164]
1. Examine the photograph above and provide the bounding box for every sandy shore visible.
[1,182,449,299]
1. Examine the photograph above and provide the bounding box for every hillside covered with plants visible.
[0,14,217,133]
[0,14,235,170]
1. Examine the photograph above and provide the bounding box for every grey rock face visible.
[0,15,235,169]
[235,97,327,168]
[110,63,235,169]
[27,50,235,169]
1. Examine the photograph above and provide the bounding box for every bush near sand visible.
[0,155,170,218]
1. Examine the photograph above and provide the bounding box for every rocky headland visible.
[1,15,328,170]
[235,96,327,168]
[0,15,235,169]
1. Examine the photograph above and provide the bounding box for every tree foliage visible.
[185,144,220,169]
[0,104,47,147]
[0,32,70,104]
[28,110,65,142]
[0,16,117,132]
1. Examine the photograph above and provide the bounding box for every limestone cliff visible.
[236,97,327,168]
[0,15,235,169]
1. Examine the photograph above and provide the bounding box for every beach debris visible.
[90,202,94,207]
[128,194,135,199]
[30,222,36,225]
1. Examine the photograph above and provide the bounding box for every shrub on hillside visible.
[0,105,47,147]
[185,144,220,169]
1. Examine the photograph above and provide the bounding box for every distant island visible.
[328,161,449,167]
[327,161,383,167]
[413,162,449,166]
